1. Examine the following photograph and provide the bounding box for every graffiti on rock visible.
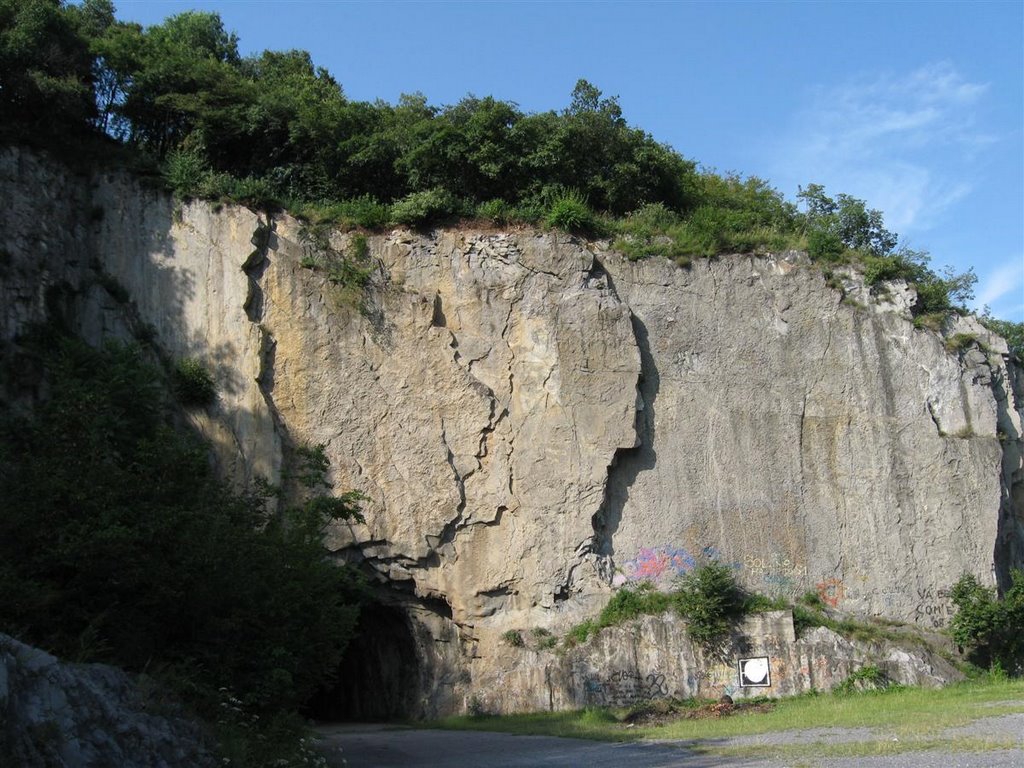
[915,588,954,627]
[816,577,845,608]
[687,663,738,698]
[619,546,696,584]
[583,670,669,706]
[614,543,821,601]
[614,544,741,586]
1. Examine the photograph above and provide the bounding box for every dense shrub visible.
[476,198,513,224]
[162,148,211,198]
[950,571,1024,675]
[567,565,748,648]
[671,562,746,644]
[545,188,594,233]
[391,187,461,226]
[4,2,1005,326]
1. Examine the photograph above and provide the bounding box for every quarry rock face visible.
[2,148,1022,717]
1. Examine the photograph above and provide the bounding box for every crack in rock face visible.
[260,228,642,623]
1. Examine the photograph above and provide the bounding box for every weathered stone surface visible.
[2,147,1021,717]
[258,223,641,623]
[0,634,214,768]
[601,252,1014,629]
[464,611,961,715]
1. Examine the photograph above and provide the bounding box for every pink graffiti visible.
[623,546,696,582]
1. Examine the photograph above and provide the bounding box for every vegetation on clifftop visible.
[5,0,1020,346]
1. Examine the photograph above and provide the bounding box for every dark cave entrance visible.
[304,603,420,721]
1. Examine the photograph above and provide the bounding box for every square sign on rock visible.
[738,656,772,687]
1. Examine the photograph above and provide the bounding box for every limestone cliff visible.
[2,148,1022,716]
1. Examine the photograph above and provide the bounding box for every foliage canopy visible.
[1,1,1009,329]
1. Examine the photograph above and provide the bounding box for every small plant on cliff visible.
[599,581,671,625]
[173,357,216,407]
[741,592,789,613]
[833,665,891,695]
[545,188,595,233]
[945,333,982,355]
[564,619,600,647]
[531,627,558,649]
[978,313,1024,361]
[501,630,525,648]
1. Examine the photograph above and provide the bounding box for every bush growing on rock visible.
[544,188,594,233]
[500,630,524,647]
[390,187,461,227]
[950,570,1024,675]
[566,565,748,648]
[671,563,746,644]
[173,357,217,406]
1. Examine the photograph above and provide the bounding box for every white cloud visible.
[972,257,1024,319]
[773,62,991,235]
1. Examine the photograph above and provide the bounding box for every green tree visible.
[950,571,1024,674]
[0,0,95,141]
[979,312,1024,360]
[798,184,897,258]
[113,11,248,155]
[230,48,348,186]
[0,336,365,714]
[77,1,145,138]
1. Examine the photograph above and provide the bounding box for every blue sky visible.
[113,0,1023,320]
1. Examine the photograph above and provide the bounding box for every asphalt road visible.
[315,718,1024,768]
[316,727,742,767]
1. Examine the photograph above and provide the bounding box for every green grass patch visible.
[429,678,1024,746]
[429,707,628,742]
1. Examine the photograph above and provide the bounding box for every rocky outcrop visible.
[2,147,1021,717]
[0,634,214,768]
[466,610,961,714]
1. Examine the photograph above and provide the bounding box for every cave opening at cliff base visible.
[304,603,420,721]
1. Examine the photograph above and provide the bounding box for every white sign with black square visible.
[738,656,771,687]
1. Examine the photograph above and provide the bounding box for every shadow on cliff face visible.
[592,313,659,561]
[994,360,1024,592]
[303,604,420,722]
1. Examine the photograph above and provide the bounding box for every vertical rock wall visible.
[601,252,1016,627]
[2,148,1022,717]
